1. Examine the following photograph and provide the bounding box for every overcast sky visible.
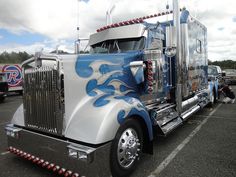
[0,0,235,61]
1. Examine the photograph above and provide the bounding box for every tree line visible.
[0,51,89,64]
[0,51,236,69]
[208,60,236,70]
[0,51,33,64]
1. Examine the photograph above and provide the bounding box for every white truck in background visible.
[0,64,23,94]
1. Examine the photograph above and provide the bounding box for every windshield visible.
[90,37,145,54]
[208,67,218,76]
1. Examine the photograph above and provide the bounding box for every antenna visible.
[75,0,80,54]
[106,4,116,25]
[56,45,60,54]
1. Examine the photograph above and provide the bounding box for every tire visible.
[110,119,143,177]
[0,96,5,103]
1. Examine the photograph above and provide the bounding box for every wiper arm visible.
[113,40,121,53]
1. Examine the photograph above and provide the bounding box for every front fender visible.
[65,96,153,145]
[11,104,24,127]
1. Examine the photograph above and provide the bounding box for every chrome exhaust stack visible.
[173,0,182,115]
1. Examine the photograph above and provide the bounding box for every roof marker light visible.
[96,8,185,32]
[124,21,129,25]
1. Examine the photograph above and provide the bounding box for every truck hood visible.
[63,51,144,144]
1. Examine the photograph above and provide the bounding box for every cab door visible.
[140,27,165,103]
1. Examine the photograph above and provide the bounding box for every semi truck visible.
[0,64,23,94]
[5,1,218,177]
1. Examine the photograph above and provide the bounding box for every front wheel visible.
[110,119,143,177]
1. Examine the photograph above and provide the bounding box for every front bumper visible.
[5,124,111,177]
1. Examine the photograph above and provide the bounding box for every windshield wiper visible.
[113,40,121,53]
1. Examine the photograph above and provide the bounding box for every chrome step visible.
[151,106,182,135]
[160,117,183,135]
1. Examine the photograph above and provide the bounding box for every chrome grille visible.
[23,66,64,135]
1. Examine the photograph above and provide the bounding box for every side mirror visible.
[165,46,176,57]
[222,72,226,77]
[130,61,145,84]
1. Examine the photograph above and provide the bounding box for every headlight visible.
[5,124,21,139]
[67,144,95,163]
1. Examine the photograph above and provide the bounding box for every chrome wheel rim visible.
[117,128,141,169]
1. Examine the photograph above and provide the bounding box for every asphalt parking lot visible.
[0,87,236,177]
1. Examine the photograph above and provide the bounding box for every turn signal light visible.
[58,168,66,175]
[33,157,40,163]
[53,165,60,172]
[7,147,82,176]
[37,159,44,165]
[47,163,55,170]
[64,170,72,177]
[72,173,80,177]
[42,161,49,168]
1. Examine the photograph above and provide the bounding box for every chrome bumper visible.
[5,124,111,177]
